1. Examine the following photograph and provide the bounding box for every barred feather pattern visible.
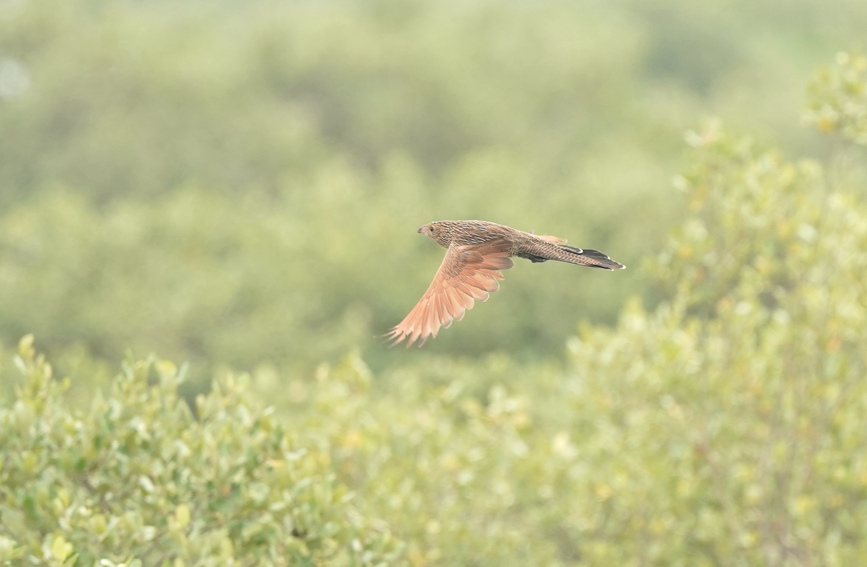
[385,220,624,347]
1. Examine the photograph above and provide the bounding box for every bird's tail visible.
[557,245,625,270]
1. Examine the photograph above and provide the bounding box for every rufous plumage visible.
[386,220,624,347]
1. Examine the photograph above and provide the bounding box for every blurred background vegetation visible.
[1,0,867,565]
[1,0,865,380]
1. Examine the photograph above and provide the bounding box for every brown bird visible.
[385,220,625,347]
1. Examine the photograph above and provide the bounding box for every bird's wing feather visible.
[536,234,567,244]
[385,241,513,347]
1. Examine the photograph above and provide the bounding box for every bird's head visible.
[418,221,452,247]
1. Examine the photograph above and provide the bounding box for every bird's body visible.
[386,220,624,347]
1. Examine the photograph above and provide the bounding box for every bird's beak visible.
[417,227,424,234]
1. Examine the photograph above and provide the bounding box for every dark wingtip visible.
[580,249,626,270]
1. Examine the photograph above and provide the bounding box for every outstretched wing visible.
[385,240,514,347]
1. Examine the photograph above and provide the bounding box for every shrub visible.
[0,336,402,566]
[806,51,867,145]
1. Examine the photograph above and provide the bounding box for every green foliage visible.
[806,51,867,145]
[0,336,402,566]
[270,53,867,565]
[2,0,867,377]
[566,127,867,558]
[651,122,830,314]
[2,6,867,566]
[284,353,562,566]
[0,0,656,374]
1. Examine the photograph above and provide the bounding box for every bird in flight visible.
[385,220,625,347]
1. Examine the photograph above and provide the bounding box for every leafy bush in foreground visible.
[562,124,867,562]
[0,336,401,566]
[806,51,867,145]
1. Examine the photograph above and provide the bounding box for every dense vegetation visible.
[1,0,866,565]
[1,0,866,380]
